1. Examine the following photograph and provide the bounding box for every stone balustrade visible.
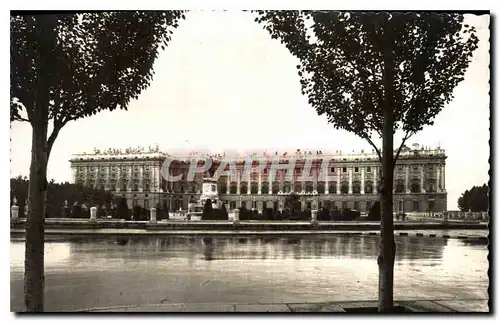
[406,211,489,222]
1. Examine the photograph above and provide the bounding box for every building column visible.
[336,167,341,194]
[313,167,318,192]
[268,171,273,195]
[405,165,410,193]
[247,171,251,195]
[348,168,353,194]
[127,166,133,191]
[154,165,161,192]
[71,166,77,184]
[258,172,262,194]
[83,166,89,186]
[237,170,241,195]
[373,167,378,194]
[116,166,121,191]
[360,167,365,194]
[139,166,144,192]
[94,167,99,189]
[325,168,329,194]
[291,172,295,193]
[105,165,111,191]
[420,165,425,193]
[442,163,446,192]
[436,164,441,192]
[279,170,284,192]
[227,175,231,195]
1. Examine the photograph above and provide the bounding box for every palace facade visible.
[69,143,447,213]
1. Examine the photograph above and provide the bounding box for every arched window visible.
[340,181,349,194]
[283,181,291,193]
[250,182,258,194]
[426,179,436,193]
[240,182,248,194]
[352,180,361,194]
[219,183,227,194]
[305,181,314,193]
[410,179,420,193]
[261,182,269,194]
[272,182,279,194]
[329,183,337,194]
[395,179,405,193]
[365,181,373,194]
[294,182,302,193]
[317,182,325,194]
[230,183,237,194]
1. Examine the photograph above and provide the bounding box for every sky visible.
[9,11,490,211]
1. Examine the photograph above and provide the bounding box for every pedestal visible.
[233,209,240,224]
[11,205,19,222]
[311,209,318,225]
[150,208,157,223]
[90,207,97,221]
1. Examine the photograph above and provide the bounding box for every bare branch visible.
[364,135,382,163]
[392,130,413,167]
[13,116,31,122]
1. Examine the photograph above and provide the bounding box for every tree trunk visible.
[378,17,396,313]
[24,121,48,312]
[24,15,56,312]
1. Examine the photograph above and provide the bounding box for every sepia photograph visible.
[8,4,491,314]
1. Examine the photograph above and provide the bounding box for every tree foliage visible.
[457,184,489,212]
[254,11,479,312]
[10,12,185,312]
[254,11,478,163]
[11,12,185,156]
[10,176,113,218]
[115,197,131,220]
[284,192,301,212]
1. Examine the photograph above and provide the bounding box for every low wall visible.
[10,219,488,232]
[406,211,489,222]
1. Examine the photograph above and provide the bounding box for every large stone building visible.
[69,143,447,213]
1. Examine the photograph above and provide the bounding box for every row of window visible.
[221,200,434,212]
[76,165,152,173]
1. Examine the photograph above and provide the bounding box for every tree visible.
[202,199,214,220]
[10,12,184,312]
[368,201,382,221]
[115,197,131,221]
[458,184,489,212]
[254,11,478,311]
[10,177,113,218]
[220,203,228,218]
[284,192,301,213]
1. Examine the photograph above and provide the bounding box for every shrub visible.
[221,203,228,218]
[71,204,84,218]
[202,199,214,220]
[132,206,149,221]
[212,208,229,220]
[239,207,261,220]
[264,208,275,220]
[318,208,331,221]
[251,209,261,220]
[115,198,131,220]
[368,201,381,221]
[341,208,361,221]
[330,209,342,221]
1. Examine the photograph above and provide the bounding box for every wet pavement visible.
[10,235,489,312]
